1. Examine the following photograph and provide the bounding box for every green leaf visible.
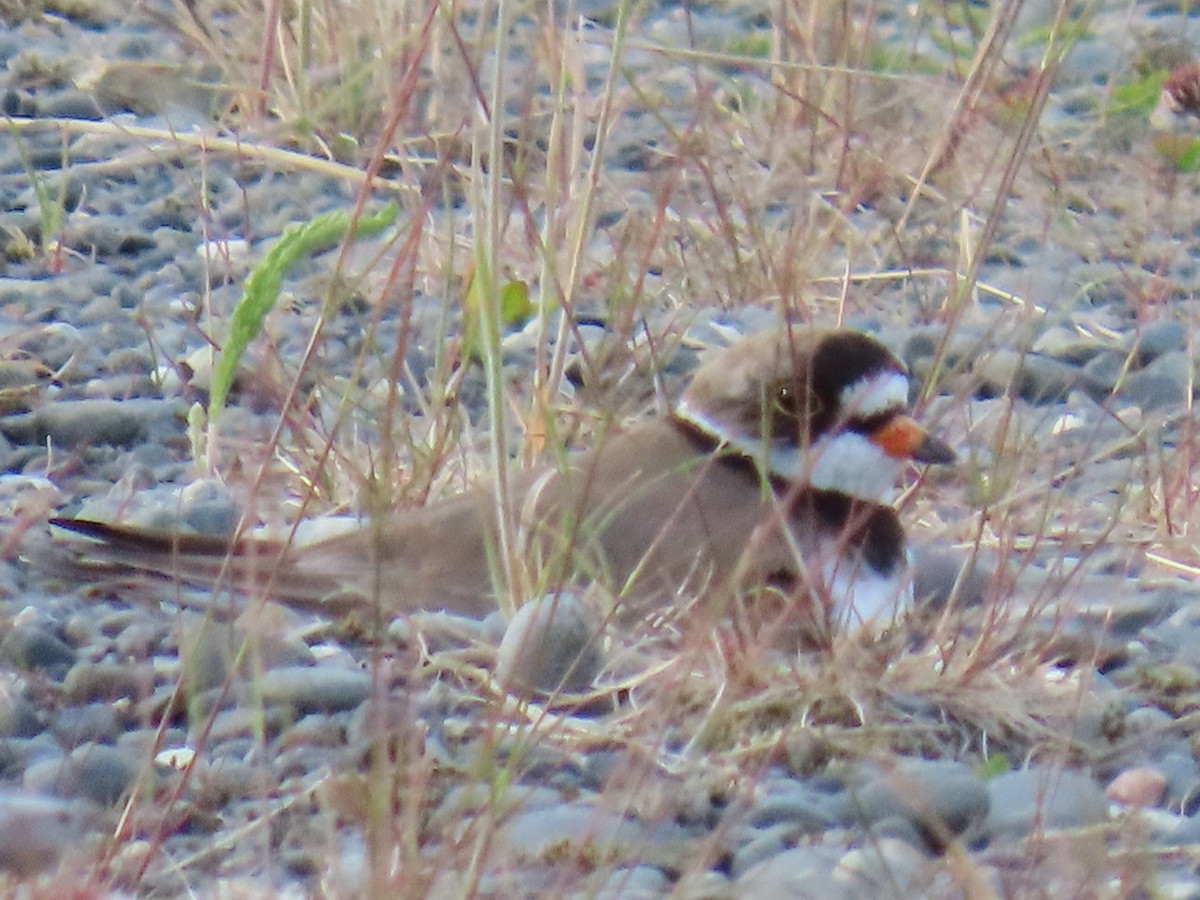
[499,279,532,326]
[462,271,533,363]
[208,202,398,420]
[1109,70,1168,118]
[1176,139,1200,172]
[977,753,1011,779]
[1016,19,1094,51]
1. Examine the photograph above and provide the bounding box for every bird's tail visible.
[39,518,359,616]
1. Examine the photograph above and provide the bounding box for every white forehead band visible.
[839,371,909,418]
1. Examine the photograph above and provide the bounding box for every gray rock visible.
[1117,366,1189,412]
[91,61,225,119]
[972,349,1082,405]
[910,548,993,611]
[181,480,240,535]
[1134,320,1186,364]
[1074,585,1182,640]
[399,610,492,652]
[0,792,92,876]
[499,802,643,861]
[204,705,293,743]
[22,754,67,796]
[176,618,233,694]
[52,703,122,748]
[496,592,605,697]
[902,328,981,383]
[430,782,563,835]
[27,743,138,807]
[196,619,314,681]
[125,723,181,758]
[901,329,941,369]
[592,864,671,899]
[1160,810,1200,847]
[113,619,166,660]
[63,661,155,703]
[64,743,138,806]
[730,824,794,878]
[1117,706,1180,760]
[29,87,98,119]
[1156,751,1200,811]
[0,625,76,675]
[0,684,42,739]
[1031,328,1107,365]
[735,845,844,900]
[1144,601,1200,668]
[346,696,414,753]
[68,217,139,258]
[1080,348,1129,395]
[255,666,372,714]
[748,783,844,832]
[2,733,61,773]
[847,760,989,851]
[179,499,240,537]
[674,870,732,897]
[862,815,927,850]
[0,359,50,391]
[0,398,179,447]
[834,837,930,900]
[984,768,1108,840]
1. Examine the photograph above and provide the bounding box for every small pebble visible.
[985,768,1108,841]
[496,592,605,697]
[0,398,177,448]
[500,803,642,861]
[848,759,990,851]
[0,625,76,676]
[0,792,91,876]
[64,743,138,806]
[254,666,372,714]
[1107,767,1167,809]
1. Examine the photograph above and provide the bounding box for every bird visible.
[47,327,955,636]
[1151,62,1200,134]
[1149,62,1200,171]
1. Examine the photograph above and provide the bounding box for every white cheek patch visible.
[676,399,775,473]
[675,401,744,452]
[840,371,909,418]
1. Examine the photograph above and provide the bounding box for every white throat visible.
[674,403,903,504]
[771,431,902,503]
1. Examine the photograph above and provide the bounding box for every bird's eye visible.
[775,384,793,411]
[768,382,818,434]
[771,383,807,422]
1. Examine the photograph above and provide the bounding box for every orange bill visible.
[869,416,956,464]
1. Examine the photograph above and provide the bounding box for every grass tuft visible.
[208,202,399,426]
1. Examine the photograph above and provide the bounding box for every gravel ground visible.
[5,0,1200,896]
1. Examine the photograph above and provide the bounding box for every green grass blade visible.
[209,202,398,419]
